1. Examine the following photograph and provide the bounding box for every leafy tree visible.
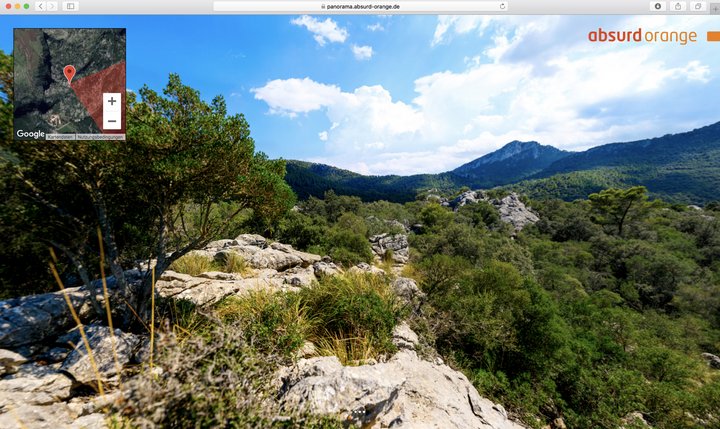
[418,202,453,230]
[589,186,648,236]
[1,66,294,324]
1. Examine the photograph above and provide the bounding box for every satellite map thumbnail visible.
[13,28,126,140]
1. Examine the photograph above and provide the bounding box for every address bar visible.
[213,1,509,13]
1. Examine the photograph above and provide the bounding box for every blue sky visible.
[3,14,720,174]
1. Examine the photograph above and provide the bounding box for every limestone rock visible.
[0,362,73,407]
[702,352,720,369]
[447,190,539,231]
[391,277,426,311]
[621,412,651,428]
[61,325,140,386]
[234,234,268,248]
[0,349,28,376]
[278,348,526,429]
[312,261,343,277]
[392,322,419,350]
[451,190,481,208]
[349,263,386,276]
[156,270,245,306]
[369,234,410,264]
[492,193,539,231]
[0,287,94,349]
[196,271,241,281]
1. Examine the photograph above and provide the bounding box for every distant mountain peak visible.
[451,140,570,184]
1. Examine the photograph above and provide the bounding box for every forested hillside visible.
[268,188,720,428]
[286,122,720,204]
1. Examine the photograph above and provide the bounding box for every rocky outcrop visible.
[493,193,539,231]
[278,325,525,429]
[369,233,410,264]
[155,234,326,306]
[349,262,387,276]
[60,325,141,386]
[452,190,483,208]
[206,234,320,272]
[0,349,28,376]
[448,191,539,231]
[0,288,95,349]
[392,277,426,311]
[312,260,343,277]
[0,361,110,429]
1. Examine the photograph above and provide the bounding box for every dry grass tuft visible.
[169,252,214,276]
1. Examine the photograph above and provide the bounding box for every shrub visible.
[326,229,373,267]
[300,272,404,361]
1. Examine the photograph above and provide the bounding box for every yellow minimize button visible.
[708,32,720,42]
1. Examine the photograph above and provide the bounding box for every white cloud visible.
[251,78,341,118]
[351,45,374,60]
[291,15,348,46]
[367,23,385,32]
[432,16,493,46]
[255,16,717,175]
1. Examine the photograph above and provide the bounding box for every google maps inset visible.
[13,28,126,140]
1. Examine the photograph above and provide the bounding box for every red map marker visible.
[63,65,76,84]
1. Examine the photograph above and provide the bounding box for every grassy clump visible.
[216,291,312,356]
[222,251,248,274]
[300,272,403,364]
[170,251,249,276]
[112,322,347,429]
[215,272,404,364]
[169,253,215,276]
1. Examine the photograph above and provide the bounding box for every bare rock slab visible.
[61,325,140,386]
[279,348,526,429]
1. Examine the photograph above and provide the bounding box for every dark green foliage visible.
[406,189,720,428]
[589,186,649,236]
[298,273,405,354]
[325,228,373,267]
[0,56,295,315]
[275,211,328,251]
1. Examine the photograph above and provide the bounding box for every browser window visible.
[1,2,720,429]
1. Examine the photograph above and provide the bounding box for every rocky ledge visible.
[451,191,539,231]
[0,234,524,429]
[278,322,525,429]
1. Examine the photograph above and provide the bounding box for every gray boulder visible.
[392,322,419,351]
[0,379,111,429]
[155,270,245,306]
[451,190,481,208]
[278,347,526,429]
[349,263,386,276]
[312,261,343,277]
[392,277,426,311]
[492,193,539,231]
[234,234,268,248]
[0,362,73,407]
[369,234,410,264]
[702,352,720,369]
[0,287,94,349]
[61,325,140,386]
[0,349,28,376]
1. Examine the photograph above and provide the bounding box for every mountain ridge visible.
[284,121,720,204]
